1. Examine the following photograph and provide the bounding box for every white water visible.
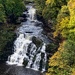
[28,7,36,21]
[7,4,48,72]
[7,34,31,66]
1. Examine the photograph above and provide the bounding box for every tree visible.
[61,32,75,66]
[54,5,70,38]
[34,0,46,14]
[6,0,25,22]
[42,0,68,23]
[0,4,6,23]
[0,0,26,23]
[61,0,75,66]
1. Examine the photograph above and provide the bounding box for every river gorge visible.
[0,3,50,75]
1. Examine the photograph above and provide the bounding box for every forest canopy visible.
[0,0,25,23]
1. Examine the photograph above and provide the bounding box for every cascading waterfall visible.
[28,7,36,21]
[6,4,48,72]
[7,34,32,66]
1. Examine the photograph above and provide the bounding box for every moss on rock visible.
[32,37,43,48]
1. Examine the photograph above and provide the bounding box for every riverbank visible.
[0,23,20,62]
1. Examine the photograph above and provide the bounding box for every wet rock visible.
[32,37,43,48]
[39,53,45,71]
[41,53,44,58]
[23,58,28,67]
[17,17,26,24]
[21,14,27,18]
[24,0,34,4]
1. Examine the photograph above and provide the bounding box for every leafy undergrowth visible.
[0,24,17,62]
[46,41,75,75]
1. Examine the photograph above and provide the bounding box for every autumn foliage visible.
[35,0,75,75]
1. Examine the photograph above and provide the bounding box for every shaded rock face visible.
[23,58,29,67]
[17,14,27,24]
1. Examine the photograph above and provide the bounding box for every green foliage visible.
[6,0,25,17]
[42,5,59,22]
[34,0,46,11]
[54,0,75,38]
[0,24,17,61]
[54,5,70,38]
[53,0,75,67]
[34,0,46,15]
[47,66,71,75]
[36,0,68,26]
[0,0,25,23]
[0,4,6,23]
[46,43,57,53]
[57,5,70,22]
[46,0,75,75]
[0,25,16,51]
[46,0,67,6]
[62,36,75,66]
[34,0,75,75]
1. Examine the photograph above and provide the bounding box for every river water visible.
[0,4,50,75]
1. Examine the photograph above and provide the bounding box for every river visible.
[0,3,50,75]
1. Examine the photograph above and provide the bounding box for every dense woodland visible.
[0,0,75,75]
[0,0,25,23]
[34,0,75,75]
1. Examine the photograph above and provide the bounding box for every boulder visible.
[23,58,28,67]
[32,37,43,48]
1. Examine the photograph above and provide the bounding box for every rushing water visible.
[0,4,50,75]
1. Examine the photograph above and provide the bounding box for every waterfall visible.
[28,7,36,21]
[6,34,32,66]
[6,4,48,72]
